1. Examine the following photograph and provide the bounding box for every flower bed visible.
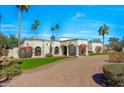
[18,46,33,58]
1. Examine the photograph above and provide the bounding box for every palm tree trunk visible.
[103,35,105,52]
[18,11,21,47]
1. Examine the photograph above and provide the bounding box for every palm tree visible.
[51,26,55,34]
[55,24,60,40]
[31,19,40,39]
[0,14,2,32]
[98,24,109,52]
[51,26,55,40]
[16,5,30,47]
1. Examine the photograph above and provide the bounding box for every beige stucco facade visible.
[7,38,103,58]
[88,42,103,53]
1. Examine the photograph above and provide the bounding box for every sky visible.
[0,5,124,44]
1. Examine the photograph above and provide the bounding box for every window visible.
[35,46,41,56]
[54,47,59,54]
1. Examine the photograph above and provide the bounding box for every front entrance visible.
[63,46,67,55]
[69,45,76,56]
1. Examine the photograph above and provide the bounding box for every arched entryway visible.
[69,45,76,56]
[61,45,67,55]
[35,46,41,56]
[54,46,59,54]
[79,44,86,55]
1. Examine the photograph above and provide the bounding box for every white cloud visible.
[72,12,85,19]
[78,30,93,34]
[61,33,75,37]
[1,24,16,28]
[38,33,51,37]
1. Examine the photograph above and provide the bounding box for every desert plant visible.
[103,64,124,86]
[109,52,124,63]
[0,61,21,80]
[46,53,53,57]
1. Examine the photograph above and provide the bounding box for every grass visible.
[103,64,124,72]
[89,52,109,56]
[16,56,67,70]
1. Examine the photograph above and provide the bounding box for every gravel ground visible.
[6,55,108,87]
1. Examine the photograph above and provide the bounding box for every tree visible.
[0,14,2,32]
[98,24,109,52]
[16,5,30,47]
[120,36,124,47]
[31,19,40,39]
[8,35,18,49]
[51,26,55,40]
[93,38,101,43]
[55,24,60,39]
[109,37,119,45]
[108,37,122,52]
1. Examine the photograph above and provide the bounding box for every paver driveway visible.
[6,55,108,87]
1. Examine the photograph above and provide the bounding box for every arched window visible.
[35,46,41,56]
[54,47,59,54]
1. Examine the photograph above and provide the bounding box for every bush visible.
[0,61,21,80]
[103,64,124,86]
[0,49,9,57]
[109,52,124,63]
[111,43,122,52]
[18,46,33,58]
[95,46,102,53]
[46,53,53,57]
[88,51,94,53]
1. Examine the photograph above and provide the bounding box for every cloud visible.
[60,33,75,37]
[1,24,16,28]
[72,12,85,19]
[38,33,51,38]
[78,30,93,34]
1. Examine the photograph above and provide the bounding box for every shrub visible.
[0,61,21,80]
[46,53,53,57]
[111,43,122,52]
[103,64,124,86]
[18,46,33,58]
[79,44,86,55]
[88,51,94,53]
[109,52,124,63]
[95,46,102,53]
[0,49,9,57]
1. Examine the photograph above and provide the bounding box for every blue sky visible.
[0,5,124,44]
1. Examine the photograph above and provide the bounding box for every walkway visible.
[6,55,108,87]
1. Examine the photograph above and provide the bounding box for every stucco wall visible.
[88,42,103,53]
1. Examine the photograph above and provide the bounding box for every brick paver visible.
[6,55,108,87]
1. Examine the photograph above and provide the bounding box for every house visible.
[8,37,103,58]
[8,38,89,58]
[88,42,103,53]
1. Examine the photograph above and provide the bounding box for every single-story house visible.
[8,37,103,58]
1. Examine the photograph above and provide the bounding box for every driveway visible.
[6,55,108,87]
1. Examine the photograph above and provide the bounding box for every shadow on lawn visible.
[92,73,106,87]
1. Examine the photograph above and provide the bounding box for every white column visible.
[76,46,79,56]
[32,48,35,57]
[67,46,69,56]
[86,45,89,56]
[52,47,54,55]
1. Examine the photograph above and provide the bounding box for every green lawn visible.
[89,52,109,56]
[16,56,67,70]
